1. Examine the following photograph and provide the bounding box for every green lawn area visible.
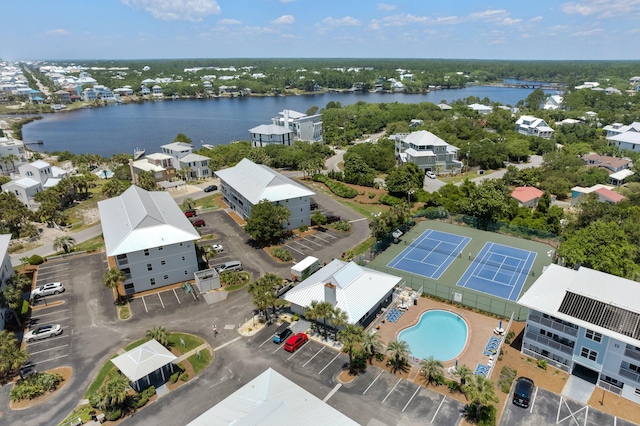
[85,358,118,398]
[339,199,386,218]
[58,405,95,426]
[167,333,204,354]
[72,234,105,253]
[188,348,211,374]
[351,237,376,255]
[196,193,222,209]
[124,338,147,351]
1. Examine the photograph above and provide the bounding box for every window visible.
[124,283,134,290]
[580,347,597,361]
[164,275,169,280]
[181,256,185,261]
[147,263,153,271]
[585,329,602,343]
[161,260,166,265]
[636,388,640,396]
[150,278,156,285]
[630,363,640,373]
[185,271,188,275]
[158,246,163,251]
[144,249,150,256]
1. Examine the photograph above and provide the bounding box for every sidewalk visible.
[174,343,212,363]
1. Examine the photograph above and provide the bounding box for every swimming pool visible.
[397,310,468,361]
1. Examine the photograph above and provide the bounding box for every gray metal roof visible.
[98,186,201,256]
[111,339,176,382]
[187,368,358,426]
[403,130,449,147]
[248,124,293,135]
[215,158,314,204]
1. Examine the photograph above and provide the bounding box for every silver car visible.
[32,282,65,298]
[24,324,63,342]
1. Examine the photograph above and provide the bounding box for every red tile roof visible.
[511,186,544,203]
[594,187,625,203]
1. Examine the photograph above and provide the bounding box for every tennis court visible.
[387,229,471,280]
[456,242,537,301]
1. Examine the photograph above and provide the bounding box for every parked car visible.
[184,209,197,217]
[273,322,292,344]
[426,171,436,179]
[204,185,218,192]
[32,282,65,299]
[310,201,319,210]
[191,218,206,227]
[326,215,341,223]
[215,260,243,273]
[513,377,535,408]
[210,244,224,252]
[24,324,63,342]
[283,332,308,352]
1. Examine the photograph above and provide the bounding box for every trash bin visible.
[413,298,418,306]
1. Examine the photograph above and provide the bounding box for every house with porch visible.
[515,115,555,139]
[511,186,545,208]
[570,184,625,207]
[129,153,176,187]
[393,130,462,175]
[468,103,493,114]
[98,185,201,295]
[110,339,176,391]
[1,177,42,209]
[160,142,211,180]
[271,109,323,143]
[248,124,294,148]
[518,264,640,404]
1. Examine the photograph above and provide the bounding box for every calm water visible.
[22,86,555,157]
[398,309,468,361]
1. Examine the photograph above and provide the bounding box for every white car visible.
[211,244,224,252]
[24,324,63,342]
[32,282,65,299]
[426,171,436,179]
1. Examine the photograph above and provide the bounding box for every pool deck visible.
[374,296,504,379]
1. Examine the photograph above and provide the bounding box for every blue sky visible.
[2,0,639,60]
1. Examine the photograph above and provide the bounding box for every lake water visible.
[22,85,557,157]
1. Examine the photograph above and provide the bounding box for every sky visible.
[2,0,640,61]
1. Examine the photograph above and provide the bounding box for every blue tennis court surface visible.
[388,229,471,280]
[456,242,536,301]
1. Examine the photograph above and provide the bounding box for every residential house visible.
[468,103,493,114]
[140,86,151,96]
[511,187,545,208]
[152,85,163,97]
[0,135,27,175]
[130,153,176,186]
[582,154,631,173]
[0,234,13,331]
[271,109,323,143]
[283,259,402,327]
[248,124,294,148]
[160,142,211,179]
[18,160,66,185]
[605,122,640,152]
[518,264,640,404]
[187,368,358,426]
[53,90,71,104]
[98,185,201,295]
[570,184,625,207]
[437,103,453,111]
[515,115,555,139]
[215,158,315,230]
[543,95,563,110]
[1,177,42,209]
[409,119,424,128]
[110,339,176,392]
[393,130,462,175]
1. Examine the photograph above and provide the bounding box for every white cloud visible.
[121,0,221,22]
[501,18,522,25]
[280,0,296,3]
[45,29,71,36]
[271,15,295,25]
[323,16,361,26]
[529,16,543,22]
[561,0,640,18]
[571,28,605,36]
[218,18,240,25]
[469,9,509,21]
[377,3,397,11]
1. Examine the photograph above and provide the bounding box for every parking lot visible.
[250,325,466,425]
[283,228,341,262]
[500,386,637,426]
[128,284,202,316]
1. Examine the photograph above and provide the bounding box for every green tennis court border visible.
[367,220,555,320]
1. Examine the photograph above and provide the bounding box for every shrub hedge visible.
[379,194,402,206]
[312,174,358,198]
[272,247,293,262]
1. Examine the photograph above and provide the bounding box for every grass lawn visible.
[117,303,130,320]
[167,333,204,354]
[196,193,222,209]
[58,405,95,426]
[188,348,211,374]
[339,199,386,218]
[124,338,147,351]
[85,359,118,398]
[351,237,376,256]
[72,234,105,253]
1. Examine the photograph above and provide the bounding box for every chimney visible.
[324,283,336,306]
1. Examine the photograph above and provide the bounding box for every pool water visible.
[397,310,468,361]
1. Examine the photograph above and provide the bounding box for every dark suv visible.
[513,377,535,408]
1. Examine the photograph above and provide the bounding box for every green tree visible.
[311,211,328,227]
[102,179,129,198]
[463,374,499,422]
[53,236,76,254]
[385,162,423,196]
[419,356,444,386]
[454,364,473,386]
[174,133,193,143]
[146,326,169,348]
[1,281,24,327]
[248,273,282,320]
[182,198,196,210]
[361,332,383,364]
[337,324,365,373]
[0,337,29,379]
[136,171,157,191]
[386,340,410,373]
[96,374,130,410]
[243,200,290,246]
[103,268,125,301]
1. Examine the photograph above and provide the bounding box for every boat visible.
[202,144,215,150]
[133,148,145,160]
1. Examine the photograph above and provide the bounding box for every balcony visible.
[528,313,578,337]
[619,367,640,383]
[624,347,640,362]
[525,331,574,355]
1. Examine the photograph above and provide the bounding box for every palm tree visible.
[361,332,382,364]
[103,268,125,301]
[182,198,196,210]
[146,326,169,348]
[463,374,499,422]
[386,340,410,373]
[329,307,348,340]
[102,178,129,197]
[305,300,335,341]
[337,324,365,373]
[53,235,76,254]
[0,344,29,379]
[1,284,24,327]
[97,373,130,409]
[248,274,280,321]
[419,356,444,386]
[454,364,473,386]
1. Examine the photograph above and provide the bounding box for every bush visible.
[105,408,122,421]
[505,330,516,344]
[498,366,517,394]
[10,372,63,401]
[299,225,308,232]
[292,313,300,321]
[467,402,497,426]
[368,192,376,199]
[379,194,402,206]
[314,174,359,198]
[332,220,351,232]
[21,299,30,316]
[447,380,459,393]
[169,372,180,384]
[29,254,44,265]
[180,373,189,382]
[272,247,293,262]
[537,359,548,370]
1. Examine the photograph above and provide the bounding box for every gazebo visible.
[111,339,177,391]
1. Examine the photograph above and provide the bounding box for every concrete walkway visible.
[174,343,212,363]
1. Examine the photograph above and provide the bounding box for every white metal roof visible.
[403,130,449,147]
[6,177,40,189]
[98,185,201,256]
[518,264,640,347]
[160,142,192,152]
[132,159,166,172]
[610,169,635,180]
[29,159,50,169]
[180,153,209,162]
[405,148,434,158]
[146,152,173,161]
[608,132,640,145]
[187,368,358,426]
[111,339,176,382]
[215,158,314,204]
[248,124,293,135]
[283,259,402,323]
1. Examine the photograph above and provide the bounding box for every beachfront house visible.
[283,259,403,327]
[271,109,323,143]
[98,185,201,295]
[215,158,314,230]
[160,142,211,180]
[518,264,640,404]
[392,130,462,175]
[248,124,294,148]
[130,153,176,186]
[0,134,27,175]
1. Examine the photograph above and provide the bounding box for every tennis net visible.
[471,255,530,275]
[405,239,463,258]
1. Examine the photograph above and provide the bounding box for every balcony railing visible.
[528,313,578,337]
[624,347,640,362]
[525,331,574,355]
[619,367,640,383]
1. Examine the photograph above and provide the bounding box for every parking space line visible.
[402,385,421,412]
[310,234,331,243]
[213,336,241,351]
[322,384,342,402]
[303,238,323,247]
[293,241,314,250]
[363,371,383,395]
[172,288,181,304]
[29,344,69,356]
[32,354,69,365]
[349,218,368,223]
[382,378,401,403]
[141,296,148,313]
[431,395,446,424]
[158,293,165,308]
[286,244,305,255]
[259,336,273,348]
[32,309,69,317]
[303,347,324,367]
[30,317,70,325]
[27,334,69,345]
[529,386,538,413]
[318,352,341,374]
[287,347,305,360]
[272,345,283,354]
